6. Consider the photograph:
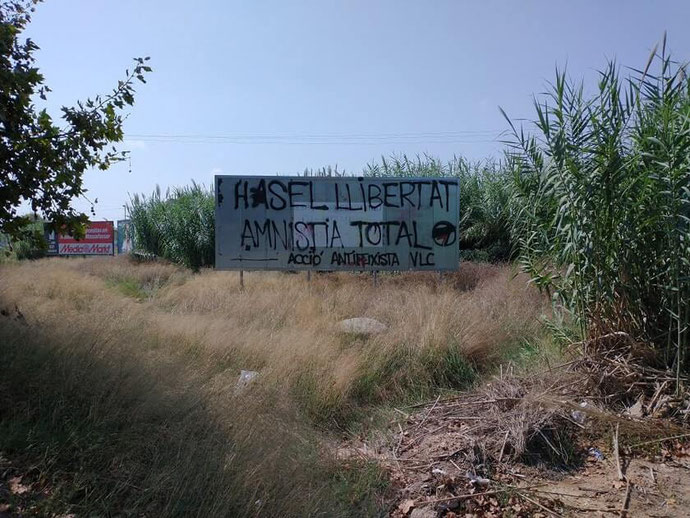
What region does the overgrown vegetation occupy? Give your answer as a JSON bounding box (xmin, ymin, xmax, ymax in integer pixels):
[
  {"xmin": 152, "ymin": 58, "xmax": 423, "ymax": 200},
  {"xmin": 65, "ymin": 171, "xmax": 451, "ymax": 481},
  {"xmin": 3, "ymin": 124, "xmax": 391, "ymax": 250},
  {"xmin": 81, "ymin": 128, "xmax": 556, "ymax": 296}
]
[
  {"xmin": 128, "ymin": 182, "xmax": 214, "ymax": 270},
  {"xmin": 0, "ymin": 217, "xmax": 47, "ymax": 261},
  {"xmin": 506, "ymin": 40, "xmax": 690, "ymax": 376},
  {"xmin": 0, "ymin": 257, "xmax": 543, "ymax": 516},
  {"xmin": 124, "ymin": 42, "xmax": 690, "ymax": 378},
  {"xmin": 6, "ymin": 30, "xmax": 690, "ymax": 517},
  {"xmin": 364, "ymin": 155, "xmax": 513, "ymax": 262}
]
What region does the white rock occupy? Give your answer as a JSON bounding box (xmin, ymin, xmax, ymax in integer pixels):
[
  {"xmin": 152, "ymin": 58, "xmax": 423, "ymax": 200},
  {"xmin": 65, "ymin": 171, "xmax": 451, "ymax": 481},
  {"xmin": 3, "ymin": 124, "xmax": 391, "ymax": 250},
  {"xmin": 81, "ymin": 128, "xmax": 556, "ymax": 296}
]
[
  {"xmin": 626, "ymin": 398, "xmax": 644, "ymax": 418},
  {"xmin": 410, "ymin": 508, "xmax": 436, "ymax": 518},
  {"xmin": 467, "ymin": 472, "xmax": 491, "ymax": 486},
  {"xmin": 338, "ymin": 317, "xmax": 387, "ymax": 335}
]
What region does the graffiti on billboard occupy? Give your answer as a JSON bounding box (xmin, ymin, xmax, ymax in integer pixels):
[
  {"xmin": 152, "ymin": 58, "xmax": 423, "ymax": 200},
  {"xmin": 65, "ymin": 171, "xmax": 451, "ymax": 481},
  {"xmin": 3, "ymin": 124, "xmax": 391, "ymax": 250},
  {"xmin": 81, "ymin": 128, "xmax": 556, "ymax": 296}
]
[{"xmin": 215, "ymin": 176, "xmax": 460, "ymax": 271}]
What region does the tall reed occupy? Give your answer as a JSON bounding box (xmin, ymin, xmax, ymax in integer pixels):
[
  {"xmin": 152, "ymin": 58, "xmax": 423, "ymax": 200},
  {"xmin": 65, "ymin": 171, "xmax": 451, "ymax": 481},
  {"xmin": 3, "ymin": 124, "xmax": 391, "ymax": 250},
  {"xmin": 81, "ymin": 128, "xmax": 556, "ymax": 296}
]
[
  {"xmin": 364, "ymin": 154, "xmax": 514, "ymax": 261},
  {"xmin": 505, "ymin": 37, "xmax": 690, "ymax": 377},
  {"xmin": 128, "ymin": 182, "xmax": 214, "ymax": 270}
]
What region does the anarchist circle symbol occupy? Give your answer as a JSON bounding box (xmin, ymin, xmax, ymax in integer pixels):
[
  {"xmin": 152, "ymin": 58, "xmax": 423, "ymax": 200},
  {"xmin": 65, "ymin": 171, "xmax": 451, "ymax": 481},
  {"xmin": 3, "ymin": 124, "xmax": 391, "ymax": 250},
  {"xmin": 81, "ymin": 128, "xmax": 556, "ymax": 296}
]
[{"xmin": 432, "ymin": 221, "xmax": 457, "ymax": 247}]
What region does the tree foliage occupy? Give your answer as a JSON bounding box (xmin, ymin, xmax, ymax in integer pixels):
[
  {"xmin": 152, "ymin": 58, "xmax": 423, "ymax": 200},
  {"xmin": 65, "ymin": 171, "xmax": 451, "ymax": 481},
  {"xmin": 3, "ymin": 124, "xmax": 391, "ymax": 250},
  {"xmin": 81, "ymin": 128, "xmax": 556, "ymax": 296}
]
[{"xmin": 0, "ymin": 0, "xmax": 150, "ymax": 239}]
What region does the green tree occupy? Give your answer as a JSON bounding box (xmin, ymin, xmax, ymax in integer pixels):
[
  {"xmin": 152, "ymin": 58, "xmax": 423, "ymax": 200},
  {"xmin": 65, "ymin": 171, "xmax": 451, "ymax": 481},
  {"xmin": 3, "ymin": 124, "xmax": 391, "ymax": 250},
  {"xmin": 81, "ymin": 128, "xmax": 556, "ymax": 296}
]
[{"xmin": 0, "ymin": 0, "xmax": 150, "ymax": 239}]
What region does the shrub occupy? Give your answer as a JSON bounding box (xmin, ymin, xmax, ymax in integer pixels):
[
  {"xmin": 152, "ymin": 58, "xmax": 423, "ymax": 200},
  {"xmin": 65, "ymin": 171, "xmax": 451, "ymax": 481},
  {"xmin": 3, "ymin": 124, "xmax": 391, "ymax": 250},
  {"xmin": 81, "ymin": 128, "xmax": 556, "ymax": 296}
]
[
  {"xmin": 12, "ymin": 228, "xmax": 47, "ymax": 260},
  {"xmin": 1, "ymin": 219, "xmax": 48, "ymax": 261}
]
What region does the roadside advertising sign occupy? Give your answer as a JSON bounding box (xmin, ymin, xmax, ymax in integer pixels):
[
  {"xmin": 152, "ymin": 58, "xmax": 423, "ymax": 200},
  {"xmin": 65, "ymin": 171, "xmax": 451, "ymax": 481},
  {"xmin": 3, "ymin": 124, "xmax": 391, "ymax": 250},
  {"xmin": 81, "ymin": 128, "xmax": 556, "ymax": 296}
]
[{"xmin": 58, "ymin": 221, "xmax": 114, "ymax": 255}]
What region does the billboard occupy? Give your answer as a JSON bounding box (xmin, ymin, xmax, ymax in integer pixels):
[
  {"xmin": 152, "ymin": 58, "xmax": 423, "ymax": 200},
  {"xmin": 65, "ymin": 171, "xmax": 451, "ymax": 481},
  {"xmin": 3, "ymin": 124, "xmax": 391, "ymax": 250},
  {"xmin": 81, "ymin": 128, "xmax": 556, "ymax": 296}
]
[
  {"xmin": 117, "ymin": 219, "xmax": 134, "ymax": 254},
  {"xmin": 43, "ymin": 223, "xmax": 58, "ymax": 255},
  {"xmin": 58, "ymin": 221, "xmax": 114, "ymax": 255},
  {"xmin": 215, "ymin": 176, "xmax": 460, "ymax": 271}
]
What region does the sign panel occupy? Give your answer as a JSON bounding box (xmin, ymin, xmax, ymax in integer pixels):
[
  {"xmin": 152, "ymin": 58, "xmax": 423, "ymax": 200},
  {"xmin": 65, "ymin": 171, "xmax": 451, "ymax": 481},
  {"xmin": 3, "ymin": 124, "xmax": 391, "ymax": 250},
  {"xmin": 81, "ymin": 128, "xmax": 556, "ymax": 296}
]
[
  {"xmin": 117, "ymin": 219, "xmax": 134, "ymax": 254},
  {"xmin": 43, "ymin": 223, "xmax": 58, "ymax": 255},
  {"xmin": 58, "ymin": 221, "xmax": 114, "ymax": 255},
  {"xmin": 215, "ymin": 176, "xmax": 460, "ymax": 271}
]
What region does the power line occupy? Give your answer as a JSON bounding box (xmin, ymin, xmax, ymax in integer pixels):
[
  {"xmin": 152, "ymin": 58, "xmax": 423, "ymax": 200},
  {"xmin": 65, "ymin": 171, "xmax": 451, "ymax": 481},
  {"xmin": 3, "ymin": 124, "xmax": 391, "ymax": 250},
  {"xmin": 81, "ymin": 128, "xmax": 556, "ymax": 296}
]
[
  {"xmin": 127, "ymin": 130, "xmax": 501, "ymax": 138},
  {"xmin": 127, "ymin": 139, "xmax": 499, "ymax": 145},
  {"xmin": 124, "ymin": 129, "xmax": 505, "ymax": 145}
]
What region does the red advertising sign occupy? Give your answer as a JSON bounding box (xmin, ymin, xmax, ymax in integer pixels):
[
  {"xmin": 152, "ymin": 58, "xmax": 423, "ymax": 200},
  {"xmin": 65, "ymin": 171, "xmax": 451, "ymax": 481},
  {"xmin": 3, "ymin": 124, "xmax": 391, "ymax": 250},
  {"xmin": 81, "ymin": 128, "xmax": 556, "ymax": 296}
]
[{"xmin": 58, "ymin": 221, "xmax": 114, "ymax": 255}]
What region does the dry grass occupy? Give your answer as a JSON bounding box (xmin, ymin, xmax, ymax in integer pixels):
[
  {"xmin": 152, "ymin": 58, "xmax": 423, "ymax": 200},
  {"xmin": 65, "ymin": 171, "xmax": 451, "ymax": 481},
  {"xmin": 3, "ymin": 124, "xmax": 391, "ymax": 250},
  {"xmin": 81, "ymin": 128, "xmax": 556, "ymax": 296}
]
[
  {"xmin": 0, "ymin": 256, "xmax": 547, "ymax": 516},
  {"xmin": 150, "ymin": 260, "xmax": 545, "ymax": 418},
  {"xmin": 51, "ymin": 257, "xmax": 544, "ymax": 410}
]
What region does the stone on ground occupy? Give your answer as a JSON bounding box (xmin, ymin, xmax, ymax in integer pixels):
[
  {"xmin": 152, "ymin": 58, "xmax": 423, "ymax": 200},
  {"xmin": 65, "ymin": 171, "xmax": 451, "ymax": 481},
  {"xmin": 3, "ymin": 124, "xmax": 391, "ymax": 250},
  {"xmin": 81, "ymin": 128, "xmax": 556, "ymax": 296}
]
[{"xmin": 338, "ymin": 317, "xmax": 387, "ymax": 335}]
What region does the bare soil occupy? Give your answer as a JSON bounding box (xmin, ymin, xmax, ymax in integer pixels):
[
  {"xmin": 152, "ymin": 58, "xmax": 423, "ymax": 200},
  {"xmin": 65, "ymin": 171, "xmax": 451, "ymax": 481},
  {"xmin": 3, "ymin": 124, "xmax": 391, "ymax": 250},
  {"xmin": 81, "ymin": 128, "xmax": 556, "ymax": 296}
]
[{"xmin": 341, "ymin": 386, "xmax": 690, "ymax": 517}]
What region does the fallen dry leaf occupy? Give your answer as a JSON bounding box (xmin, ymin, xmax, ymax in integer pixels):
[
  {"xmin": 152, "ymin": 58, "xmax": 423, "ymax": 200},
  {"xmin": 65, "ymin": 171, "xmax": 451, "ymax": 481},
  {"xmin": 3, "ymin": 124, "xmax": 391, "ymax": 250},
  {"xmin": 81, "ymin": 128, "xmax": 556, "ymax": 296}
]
[
  {"xmin": 399, "ymin": 498, "xmax": 415, "ymax": 515},
  {"xmin": 9, "ymin": 476, "xmax": 30, "ymax": 495}
]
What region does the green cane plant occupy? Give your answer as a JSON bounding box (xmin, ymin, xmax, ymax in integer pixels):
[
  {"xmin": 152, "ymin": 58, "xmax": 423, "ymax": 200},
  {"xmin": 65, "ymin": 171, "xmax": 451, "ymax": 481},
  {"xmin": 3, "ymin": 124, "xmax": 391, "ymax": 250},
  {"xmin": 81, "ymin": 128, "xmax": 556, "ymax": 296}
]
[
  {"xmin": 128, "ymin": 182, "xmax": 214, "ymax": 270},
  {"xmin": 505, "ymin": 36, "xmax": 690, "ymax": 380}
]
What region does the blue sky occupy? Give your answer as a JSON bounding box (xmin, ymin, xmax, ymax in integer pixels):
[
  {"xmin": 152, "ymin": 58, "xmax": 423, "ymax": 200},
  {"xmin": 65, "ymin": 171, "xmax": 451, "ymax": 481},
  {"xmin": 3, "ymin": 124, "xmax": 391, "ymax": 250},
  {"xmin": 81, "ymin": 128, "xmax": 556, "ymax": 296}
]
[{"xmin": 24, "ymin": 0, "xmax": 690, "ymax": 221}]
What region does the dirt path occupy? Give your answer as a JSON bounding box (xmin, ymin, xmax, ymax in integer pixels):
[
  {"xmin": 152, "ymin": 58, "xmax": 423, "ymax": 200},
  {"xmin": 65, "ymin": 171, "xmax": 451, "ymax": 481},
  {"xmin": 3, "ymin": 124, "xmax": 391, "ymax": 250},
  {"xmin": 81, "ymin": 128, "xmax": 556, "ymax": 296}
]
[{"xmin": 545, "ymin": 455, "xmax": 690, "ymax": 517}]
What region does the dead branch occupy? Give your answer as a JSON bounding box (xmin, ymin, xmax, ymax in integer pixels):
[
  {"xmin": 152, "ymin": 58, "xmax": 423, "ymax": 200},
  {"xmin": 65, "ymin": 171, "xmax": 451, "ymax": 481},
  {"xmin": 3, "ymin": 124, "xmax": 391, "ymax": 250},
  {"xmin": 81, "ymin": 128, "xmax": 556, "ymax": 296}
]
[
  {"xmin": 414, "ymin": 395, "xmax": 440, "ymax": 432},
  {"xmin": 414, "ymin": 484, "xmax": 544, "ymax": 505},
  {"xmin": 619, "ymin": 480, "xmax": 631, "ymax": 518},
  {"xmin": 498, "ymin": 430, "xmax": 509, "ymax": 462},
  {"xmin": 517, "ymin": 492, "xmax": 563, "ymax": 517},
  {"xmin": 614, "ymin": 423, "xmax": 626, "ymax": 481},
  {"xmin": 630, "ymin": 432, "xmax": 690, "ymax": 448}
]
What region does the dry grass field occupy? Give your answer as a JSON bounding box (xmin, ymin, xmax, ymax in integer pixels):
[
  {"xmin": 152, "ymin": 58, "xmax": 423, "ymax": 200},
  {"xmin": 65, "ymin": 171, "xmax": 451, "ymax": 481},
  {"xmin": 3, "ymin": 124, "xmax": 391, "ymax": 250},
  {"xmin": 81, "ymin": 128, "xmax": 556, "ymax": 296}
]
[{"xmin": 0, "ymin": 256, "xmax": 549, "ymax": 516}]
